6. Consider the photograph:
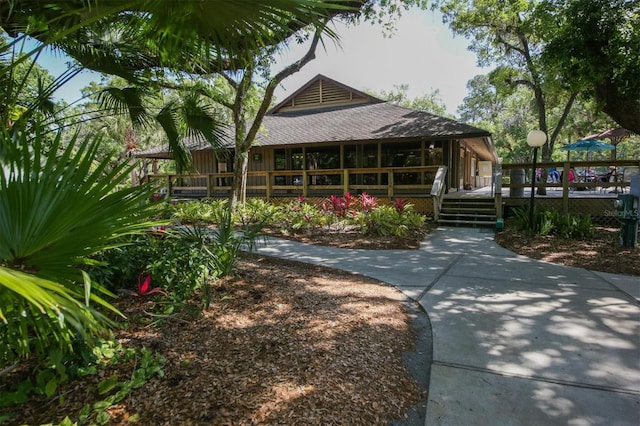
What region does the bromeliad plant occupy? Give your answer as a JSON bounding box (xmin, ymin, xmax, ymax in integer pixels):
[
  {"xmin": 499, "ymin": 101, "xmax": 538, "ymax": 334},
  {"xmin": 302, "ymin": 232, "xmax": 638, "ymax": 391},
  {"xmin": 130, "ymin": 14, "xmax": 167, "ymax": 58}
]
[
  {"xmin": 0, "ymin": 127, "xmax": 163, "ymax": 369},
  {"xmin": 120, "ymin": 273, "xmax": 167, "ymax": 297}
]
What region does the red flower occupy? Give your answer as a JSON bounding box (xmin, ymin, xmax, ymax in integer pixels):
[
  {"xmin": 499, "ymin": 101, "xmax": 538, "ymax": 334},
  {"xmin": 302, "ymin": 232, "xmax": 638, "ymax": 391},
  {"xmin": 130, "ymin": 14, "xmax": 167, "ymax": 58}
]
[
  {"xmin": 359, "ymin": 192, "xmax": 377, "ymax": 212},
  {"xmin": 131, "ymin": 273, "xmax": 166, "ymax": 297},
  {"xmin": 394, "ymin": 198, "xmax": 407, "ymax": 212}
]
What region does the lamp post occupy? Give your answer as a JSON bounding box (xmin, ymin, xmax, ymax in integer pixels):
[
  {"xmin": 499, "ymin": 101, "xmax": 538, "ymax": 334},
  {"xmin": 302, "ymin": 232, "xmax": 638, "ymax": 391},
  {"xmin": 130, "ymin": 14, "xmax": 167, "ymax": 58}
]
[{"xmin": 527, "ymin": 130, "xmax": 547, "ymax": 229}]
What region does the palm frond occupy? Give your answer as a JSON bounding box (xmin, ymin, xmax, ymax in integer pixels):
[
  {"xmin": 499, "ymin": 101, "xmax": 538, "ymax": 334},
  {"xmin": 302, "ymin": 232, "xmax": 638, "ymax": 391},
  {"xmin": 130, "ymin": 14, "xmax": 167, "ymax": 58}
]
[
  {"xmin": 181, "ymin": 92, "xmax": 229, "ymax": 155},
  {"xmin": 0, "ymin": 125, "xmax": 165, "ymax": 361},
  {"xmin": 155, "ymin": 100, "xmax": 191, "ymax": 172},
  {"xmin": 3, "ymin": 0, "xmax": 353, "ymax": 79},
  {"xmin": 97, "ymin": 86, "xmax": 154, "ymax": 129}
]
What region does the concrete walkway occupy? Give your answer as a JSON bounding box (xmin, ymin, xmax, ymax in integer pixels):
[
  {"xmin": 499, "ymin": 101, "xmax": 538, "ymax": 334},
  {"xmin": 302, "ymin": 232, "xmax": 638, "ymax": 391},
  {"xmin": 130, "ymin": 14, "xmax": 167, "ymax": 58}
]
[{"xmin": 255, "ymin": 227, "xmax": 640, "ymax": 426}]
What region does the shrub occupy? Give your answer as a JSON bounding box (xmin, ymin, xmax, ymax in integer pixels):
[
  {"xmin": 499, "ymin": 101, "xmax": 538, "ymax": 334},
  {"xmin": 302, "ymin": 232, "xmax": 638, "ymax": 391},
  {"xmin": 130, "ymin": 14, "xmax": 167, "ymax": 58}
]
[
  {"xmin": 93, "ymin": 204, "xmax": 265, "ymax": 309},
  {"xmin": 357, "ymin": 203, "xmax": 425, "ymax": 237},
  {"xmin": 510, "ymin": 206, "xmax": 593, "ymax": 238},
  {"xmin": 279, "ymin": 198, "xmax": 329, "ymax": 233},
  {"xmin": 91, "ymin": 230, "xmax": 214, "ymax": 304},
  {"xmin": 234, "ymin": 198, "xmax": 280, "ymax": 228},
  {"xmin": 169, "ymin": 200, "xmax": 219, "ymax": 223}
]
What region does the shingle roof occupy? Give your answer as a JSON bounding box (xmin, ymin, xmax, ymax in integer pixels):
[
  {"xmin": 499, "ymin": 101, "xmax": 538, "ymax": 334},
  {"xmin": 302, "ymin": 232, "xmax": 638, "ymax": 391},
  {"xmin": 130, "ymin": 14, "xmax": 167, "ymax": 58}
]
[
  {"xmin": 136, "ymin": 102, "xmax": 491, "ymax": 158},
  {"xmin": 259, "ymin": 103, "xmax": 490, "ymax": 145}
]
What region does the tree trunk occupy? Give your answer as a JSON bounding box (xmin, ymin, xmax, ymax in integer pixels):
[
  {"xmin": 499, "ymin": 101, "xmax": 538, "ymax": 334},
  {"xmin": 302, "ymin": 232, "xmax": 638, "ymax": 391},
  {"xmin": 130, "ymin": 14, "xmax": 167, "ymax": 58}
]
[
  {"xmin": 231, "ymin": 151, "xmax": 249, "ymax": 207},
  {"xmin": 226, "ymin": 28, "xmax": 324, "ymax": 210}
]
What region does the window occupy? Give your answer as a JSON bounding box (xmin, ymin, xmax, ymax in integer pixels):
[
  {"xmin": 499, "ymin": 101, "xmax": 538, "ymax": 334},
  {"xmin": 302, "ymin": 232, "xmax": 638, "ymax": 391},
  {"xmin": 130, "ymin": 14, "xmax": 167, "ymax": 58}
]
[
  {"xmin": 381, "ymin": 142, "xmax": 421, "ymax": 167},
  {"xmin": 362, "ymin": 145, "xmax": 378, "ymax": 168},
  {"xmin": 306, "ymin": 147, "xmax": 340, "ymax": 170},
  {"xmin": 292, "ymin": 150, "xmax": 304, "ymax": 170},
  {"xmin": 274, "ymin": 150, "xmax": 286, "ymax": 170}
]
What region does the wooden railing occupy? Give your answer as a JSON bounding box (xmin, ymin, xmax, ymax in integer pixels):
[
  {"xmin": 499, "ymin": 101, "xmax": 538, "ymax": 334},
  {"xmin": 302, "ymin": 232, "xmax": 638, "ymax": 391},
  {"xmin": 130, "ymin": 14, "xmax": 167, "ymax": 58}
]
[
  {"xmin": 500, "ymin": 159, "xmax": 640, "ymax": 213},
  {"xmin": 145, "ymin": 166, "xmax": 441, "ymax": 199}
]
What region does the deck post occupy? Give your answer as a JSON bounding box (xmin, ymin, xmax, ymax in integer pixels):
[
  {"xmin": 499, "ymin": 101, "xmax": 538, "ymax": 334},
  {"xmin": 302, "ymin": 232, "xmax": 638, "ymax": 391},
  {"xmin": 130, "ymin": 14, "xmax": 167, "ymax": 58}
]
[
  {"xmin": 388, "ymin": 170, "xmax": 394, "ymax": 198},
  {"xmin": 166, "ymin": 175, "xmax": 172, "ymax": 197},
  {"xmin": 343, "ymin": 169, "xmax": 349, "ymax": 194},
  {"xmin": 206, "ymin": 174, "xmax": 212, "ymax": 198},
  {"xmin": 266, "ymin": 172, "xmax": 272, "ymax": 200},
  {"xmin": 562, "ymin": 161, "xmax": 570, "ymax": 214},
  {"xmin": 302, "ymin": 170, "xmax": 308, "ymax": 197}
]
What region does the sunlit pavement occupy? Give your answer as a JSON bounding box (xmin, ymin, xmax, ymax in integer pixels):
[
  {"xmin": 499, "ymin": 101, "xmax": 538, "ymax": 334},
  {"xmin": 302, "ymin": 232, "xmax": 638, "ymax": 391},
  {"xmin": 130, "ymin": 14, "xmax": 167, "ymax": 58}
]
[{"xmin": 255, "ymin": 227, "xmax": 640, "ymax": 426}]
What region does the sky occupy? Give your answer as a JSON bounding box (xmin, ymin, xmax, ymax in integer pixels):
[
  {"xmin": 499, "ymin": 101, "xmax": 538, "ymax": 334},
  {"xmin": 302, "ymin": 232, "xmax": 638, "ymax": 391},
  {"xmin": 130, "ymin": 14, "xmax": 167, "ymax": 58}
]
[
  {"xmin": 271, "ymin": 9, "xmax": 486, "ymax": 115},
  {"xmin": 41, "ymin": 8, "xmax": 485, "ymax": 116}
]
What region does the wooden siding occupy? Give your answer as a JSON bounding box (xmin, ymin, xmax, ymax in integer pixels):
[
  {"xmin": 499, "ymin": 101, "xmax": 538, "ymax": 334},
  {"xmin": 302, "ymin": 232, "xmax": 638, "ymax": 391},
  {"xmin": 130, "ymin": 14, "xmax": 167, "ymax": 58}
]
[
  {"xmin": 276, "ymin": 78, "xmax": 370, "ymax": 112},
  {"xmin": 192, "ymin": 150, "xmax": 217, "ymax": 174}
]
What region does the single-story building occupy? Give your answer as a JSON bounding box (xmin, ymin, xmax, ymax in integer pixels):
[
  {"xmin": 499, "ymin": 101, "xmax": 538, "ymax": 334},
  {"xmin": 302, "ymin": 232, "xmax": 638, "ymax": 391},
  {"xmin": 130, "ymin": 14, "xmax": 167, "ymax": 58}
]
[{"xmin": 136, "ymin": 74, "xmax": 496, "ymax": 202}]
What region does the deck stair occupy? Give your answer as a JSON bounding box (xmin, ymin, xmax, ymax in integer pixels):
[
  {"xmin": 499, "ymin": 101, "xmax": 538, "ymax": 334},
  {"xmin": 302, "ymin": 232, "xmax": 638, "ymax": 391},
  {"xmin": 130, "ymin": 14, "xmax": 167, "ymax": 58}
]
[{"xmin": 438, "ymin": 196, "xmax": 497, "ymax": 227}]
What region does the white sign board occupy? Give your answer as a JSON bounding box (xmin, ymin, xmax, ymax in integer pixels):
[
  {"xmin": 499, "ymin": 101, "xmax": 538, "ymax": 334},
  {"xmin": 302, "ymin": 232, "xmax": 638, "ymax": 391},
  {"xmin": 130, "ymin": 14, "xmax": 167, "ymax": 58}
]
[{"xmin": 478, "ymin": 161, "xmax": 492, "ymax": 178}]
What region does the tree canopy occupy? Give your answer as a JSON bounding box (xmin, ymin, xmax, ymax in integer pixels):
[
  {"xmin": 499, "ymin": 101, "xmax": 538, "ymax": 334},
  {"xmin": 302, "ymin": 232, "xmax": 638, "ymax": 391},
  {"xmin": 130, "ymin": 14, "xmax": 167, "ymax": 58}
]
[
  {"xmin": 0, "ymin": 0, "xmax": 355, "ymax": 81},
  {"xmin": 369, "ymin": 84, "xmax": 450, "ymax": 116},
  {"xmin": 540, "ymin": 0, "xmax": 640, "ymax": 133}
]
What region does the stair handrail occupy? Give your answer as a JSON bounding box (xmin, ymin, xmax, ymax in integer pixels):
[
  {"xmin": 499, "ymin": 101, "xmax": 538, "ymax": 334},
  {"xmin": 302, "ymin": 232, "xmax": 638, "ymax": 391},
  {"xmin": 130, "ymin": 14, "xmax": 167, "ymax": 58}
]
[
  {"xmin": 430, "ymin": 166, "xmax": 448, "ymax": 221},
  {"xmin": 494, "ymin": 163, "xmax": 503, "ymax": 219}
]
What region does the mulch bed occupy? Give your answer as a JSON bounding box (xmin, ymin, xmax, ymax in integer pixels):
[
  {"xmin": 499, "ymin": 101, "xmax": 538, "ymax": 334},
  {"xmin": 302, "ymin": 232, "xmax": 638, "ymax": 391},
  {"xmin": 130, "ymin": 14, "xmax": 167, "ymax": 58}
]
[{"xmin": 1, "ymin": 254, "xmax": 424, "ymax": 426}]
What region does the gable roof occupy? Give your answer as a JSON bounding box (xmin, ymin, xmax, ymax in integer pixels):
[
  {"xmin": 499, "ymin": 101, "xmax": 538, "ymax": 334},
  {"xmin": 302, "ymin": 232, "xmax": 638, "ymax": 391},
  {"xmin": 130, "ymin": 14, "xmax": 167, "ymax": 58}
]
[{"xmin": 269, "ymin": 74, "xmax": 383, "ymax": 114}]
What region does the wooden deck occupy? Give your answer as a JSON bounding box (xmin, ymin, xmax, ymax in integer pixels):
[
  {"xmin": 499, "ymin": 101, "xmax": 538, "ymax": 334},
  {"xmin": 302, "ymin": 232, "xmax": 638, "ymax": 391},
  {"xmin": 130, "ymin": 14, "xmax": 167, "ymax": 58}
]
[{"xmin": 145, "ymin": 159, "xmax": 638, "ymax": 227}]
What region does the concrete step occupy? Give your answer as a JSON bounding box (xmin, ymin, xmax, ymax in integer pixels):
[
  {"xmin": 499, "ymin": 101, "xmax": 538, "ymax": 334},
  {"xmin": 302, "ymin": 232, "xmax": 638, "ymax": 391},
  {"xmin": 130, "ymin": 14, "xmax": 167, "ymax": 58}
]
[
  {"xmin": 440, "ymin": 214, "xmax": 497, "ymax": 220},
  {"xmin": 439, "ymin": 197, "xmax": 498, "ymax": 228},
  {"xmin": 437, "ymin": 219, "xmax": 497, "ymax": 227},
  {"xmin": 441, "ymin": 207, "xmax": 496, "ymax": 213}
]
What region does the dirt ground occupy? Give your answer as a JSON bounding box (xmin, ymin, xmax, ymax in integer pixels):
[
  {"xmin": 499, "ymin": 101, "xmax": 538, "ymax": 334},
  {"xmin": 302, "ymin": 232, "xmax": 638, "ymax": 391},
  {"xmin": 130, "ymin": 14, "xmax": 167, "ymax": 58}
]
[
  {"xmin": 3, "ymin": 224, "xmax": 637, "ymax": 426},
  {"xmin": 494, "ymin": 226, "xmax": 640, "ymax": 277}
]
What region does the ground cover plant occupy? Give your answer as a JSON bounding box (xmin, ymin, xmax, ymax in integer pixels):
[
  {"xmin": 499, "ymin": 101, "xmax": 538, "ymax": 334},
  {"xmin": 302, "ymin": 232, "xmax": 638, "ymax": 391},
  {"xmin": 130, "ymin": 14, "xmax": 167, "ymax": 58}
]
[{"xmin": 496, "ymin": 225, "xmax": 639, "ymax": 276}]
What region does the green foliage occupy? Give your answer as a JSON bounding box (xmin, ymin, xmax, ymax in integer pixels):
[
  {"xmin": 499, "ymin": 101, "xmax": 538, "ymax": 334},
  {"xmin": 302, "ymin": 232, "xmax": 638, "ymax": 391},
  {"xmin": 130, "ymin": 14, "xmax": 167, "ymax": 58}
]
[
  {"xmin": 0, "ymin": 47, "xmax": 59, "ymax": 129},
  {"xmin": 278, "ymin": 198, "xmax": 329, "ymax": 233},
  {"xmin": 233, "ymin": 198, "xmax": 281, "ymax": 228},
  {"xmin": 0, "ymin": 128, "xmax": 161, "ymax": 368},
  {"xmin": 93, "ymin": 203, "xmax": 266, "ymax": 309},
  {"xmin": 357, "ymin": 203, "xmax": 426, "ymax": 237},
  {"xmin": 91, "ymin": 230, "xmax": 214, "ymax": 306},
  {"xmin": 369, "ymin": 84, "xmax": 451, "ymax": 117},
  {"xmin": 540, "ymin": 0, "xmax": 640, "ymax": 132},
  {"xmin": 1, "ymin": 336, "xmax": 163, "ymax": 426},
  {"xmin": 434, "ymin": 0, "xmax": 580, "ymax": 163},
  {"xmin": 82, "ymin": 347, "xmax": 164, "ymax": 425},
  {"xmin": 272, "ymin": 194, "xmax": 425, "ymax": 237},
  {"xmin": 169, "ymin": 200, "xmax": 219, "ymax": 223},
  {"xmin": 510, "ymin": 206, "xmax": 593, "ymax": 239},
  {"xmin": 161, "ymin": 194, "xmax": 426, "ymax": 240}
]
